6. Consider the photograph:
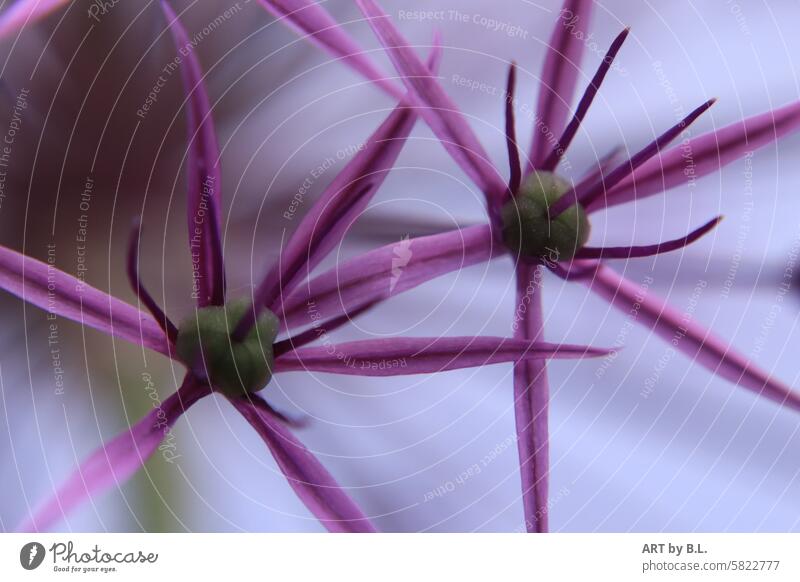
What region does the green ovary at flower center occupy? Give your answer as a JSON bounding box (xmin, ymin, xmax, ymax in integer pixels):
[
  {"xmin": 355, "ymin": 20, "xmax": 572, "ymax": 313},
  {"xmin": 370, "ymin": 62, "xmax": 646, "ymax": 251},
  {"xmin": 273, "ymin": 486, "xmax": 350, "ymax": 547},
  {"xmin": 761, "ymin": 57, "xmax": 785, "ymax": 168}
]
[
  {"xmin": 500, "ymin": 171, "xmax": 591, "ymax": 261},
  {"xmin": 176, "ymin": 300, "xmax": 279, "ymax": 397}
]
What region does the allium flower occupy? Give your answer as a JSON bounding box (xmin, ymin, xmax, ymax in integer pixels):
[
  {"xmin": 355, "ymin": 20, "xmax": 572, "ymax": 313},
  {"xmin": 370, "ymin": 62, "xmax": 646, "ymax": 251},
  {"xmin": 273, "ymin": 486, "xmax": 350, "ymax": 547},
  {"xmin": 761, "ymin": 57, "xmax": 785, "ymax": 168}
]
[
  {"xmin": 9, "ymin": 1, "xmax": 609, "ymax": 532},
  {"xmin": 262, "ymin": 0, "xmax": 800, "ymax": 532}
]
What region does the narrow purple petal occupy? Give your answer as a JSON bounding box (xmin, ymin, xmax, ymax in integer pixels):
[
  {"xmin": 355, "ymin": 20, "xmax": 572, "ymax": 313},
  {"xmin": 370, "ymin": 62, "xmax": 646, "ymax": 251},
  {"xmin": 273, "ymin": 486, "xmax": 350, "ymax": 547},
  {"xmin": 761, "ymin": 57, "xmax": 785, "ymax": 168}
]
[
  {"xmin": 575, "ymin": 216, "xmax": 722, "ymax": 259},
  {"xmin": 259, "ymin": 0, "xmax": 403, "ymax": 100},
  {"xmin": 542, "ymin": 27, "xmax": 630, "ymax": 171},
  {"xmin": 356, "ymin": 0, "xmax": 508, "ymax": 204},
  {"xmin": 546, "ymin": 258, "xmax": 597, "ymax": 281},
  {"xmin": 17, "ymin": 378, "xmax": 208, "ymax": 532},
  {"xmin": 251, "ymin": 41, "xmax": 443, "ymax": 319},
  {"xmin": 567, "ymin": 145, "xmax": 624, "ymax": 205},
  {"xmin": 230, "ymin": 394, "xmax": 376, "ymax": 532},
  {"xmin": 274, "ymin": 300, "xmax": 377, "ymax": 357},
  {"xmin": 0, "ymin": 244, "xmax": 171, "ymax": 357},
  {"xmin": 513, "ymin": 263, "xmax": 551, "ymax": 533},
  {"xmin": 554, "ymin": 98, "xmax": 716, "ymax": 215},
  {"xmin": 599, "ymin": 100, "xmax": 800, "ymax": 210},
  {"xmin": 0, "ymin": 0, "xmax": 68, "ymax": 39},
  {"xmin": 274, "ymin": 336, "xmax": 609, "ymax": 376},
  {"xmin": 505, "ymin": 62, "xmax": 522, "ymax": 196},
  {"xmin": 161, "ymin": 0, "xmax": 225, "ymax": 306},
  {"xmin": 579, "ymin": 145, "xmax": 623, "ymax": 184},
  {"xmin": 126, "ymin": 219, "xmax": 178, "ymax": 343},
  {"xmin": 279, "ymin": 225, "xmax": 500, "ymax": 331},
  {"xmin": 530, "ymin": 0, "xmax": 593, "ymax": 170},
  {"xmin": 585, "ymin": 264, "xmax": 800, "ymax": 410}
]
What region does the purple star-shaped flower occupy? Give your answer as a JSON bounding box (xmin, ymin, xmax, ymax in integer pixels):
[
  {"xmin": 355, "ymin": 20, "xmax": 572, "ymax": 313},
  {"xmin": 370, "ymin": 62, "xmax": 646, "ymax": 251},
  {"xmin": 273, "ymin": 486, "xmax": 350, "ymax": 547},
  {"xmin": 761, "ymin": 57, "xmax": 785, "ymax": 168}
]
[
  {"xmin": 261, "ymin": 0, "xmax": 800, "ymax": 532},
  {"xmin": 5, "ymin": 1, "xmax": 608, "ymax": 532}
]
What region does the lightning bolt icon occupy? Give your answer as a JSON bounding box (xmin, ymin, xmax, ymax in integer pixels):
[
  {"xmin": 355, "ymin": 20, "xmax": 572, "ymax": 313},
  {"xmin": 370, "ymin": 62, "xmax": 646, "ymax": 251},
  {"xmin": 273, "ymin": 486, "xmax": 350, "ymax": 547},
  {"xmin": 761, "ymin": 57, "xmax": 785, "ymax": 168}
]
[{"xmin": 28, "ymin": 545, "xmax": 38, "ymax": 566}]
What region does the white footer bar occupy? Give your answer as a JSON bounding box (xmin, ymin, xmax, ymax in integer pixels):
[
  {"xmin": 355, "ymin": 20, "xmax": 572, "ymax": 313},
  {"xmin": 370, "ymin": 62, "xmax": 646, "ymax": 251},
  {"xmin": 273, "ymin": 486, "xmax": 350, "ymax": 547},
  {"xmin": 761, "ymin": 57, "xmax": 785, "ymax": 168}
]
[{"xmin": 1, "ymin": 533, "xmax": 797, "ymax": 581}]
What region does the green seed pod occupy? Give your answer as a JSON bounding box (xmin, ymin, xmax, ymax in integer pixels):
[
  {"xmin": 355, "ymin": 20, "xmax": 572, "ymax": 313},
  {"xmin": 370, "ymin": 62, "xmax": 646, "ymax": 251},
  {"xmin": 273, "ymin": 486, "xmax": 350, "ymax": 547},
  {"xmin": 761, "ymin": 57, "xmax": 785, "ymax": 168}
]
[
  {"xmin": 176, "ymin": 299, "xmax": 279, "ymax": 397},
  {"xmin": 501, "ymin": 171, "xmax": 590, "ymax": 261}
]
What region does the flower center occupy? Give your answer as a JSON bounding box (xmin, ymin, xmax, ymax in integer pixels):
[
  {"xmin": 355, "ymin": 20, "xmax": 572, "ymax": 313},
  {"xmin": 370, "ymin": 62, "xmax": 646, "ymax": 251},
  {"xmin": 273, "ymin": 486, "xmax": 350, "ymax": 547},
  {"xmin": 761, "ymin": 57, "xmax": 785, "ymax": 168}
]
[
  {"xmin": 500, "ymin": 171, "xmax": 590, "ymax": 261},
  {"xmin": 175, "ymin": 299, "xmax": 279, "ymax": 397}
]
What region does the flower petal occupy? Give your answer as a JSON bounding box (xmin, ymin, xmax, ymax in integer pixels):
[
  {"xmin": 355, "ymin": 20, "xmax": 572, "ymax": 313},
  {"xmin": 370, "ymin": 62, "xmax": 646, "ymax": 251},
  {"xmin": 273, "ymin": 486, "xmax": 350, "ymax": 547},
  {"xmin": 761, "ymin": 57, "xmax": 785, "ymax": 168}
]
[
  {"xmin": 585, "ymin": 263, "xmax": 800, "ymax": 410},
  {"xmin": 356, "ymin": 0, "xmax": 507, "ymax": 204},
  {"xmin": 17, "ymin": 378, "xmax": 208, "ymax": 532},
  {"xmin": 600, "ymin": 100, "xmax": 800, "ymax": 210},
  {"xmin": 542, "ymin": 27, "xmax": 629, "ymax": 171},
  {"xmin": 274, "ymin": 300, "xmax": 377, "ymax": 356},
  {"xmin": 259, "ymin": 0, "xmax": 403, "ymax": 100},
  {"xmin": 161, "ymin": 0, "xmax": 225, "ymax": 306},
  {"xmin": 512, "ymin": 263, "xmax": 551, "ymax": 533},
  {"xmin": 575, "ymin": 216, "xmax": 722, "ymax": 259},
  {"xmin": 0, "ymin": 0, "xmax": 67, "ymax": 39},
  {"xmin": 505, "ymin": 62, "xmax": 522, "ymax": 195},
  {"xmin": 0, "ymin": 244, "xmax": 171, "ymax": 356},
  {"xmin": 274, "ymin": 335, "xmax": 609, "ymax": 376},
  {"xmin": 127, "ymin": 219, "xmax": 179, "ymax": 343},
  {"xmin": 230, "ymin": 394, "xmax": 376, "ymax": 532},
  {"xmin": 555, "ymin": 99, "xmax": 716, "ymax": 215},
  {"xmin": 530, "ymin": 0, "xmax": 593, "ymax": 170},
  {"xmin": 279, "ymin": 225, "xmax": 500, "ymax": 331},
  {"xmin": 255, "ymin": 41, "xmax": 443, "ymax": 314}
]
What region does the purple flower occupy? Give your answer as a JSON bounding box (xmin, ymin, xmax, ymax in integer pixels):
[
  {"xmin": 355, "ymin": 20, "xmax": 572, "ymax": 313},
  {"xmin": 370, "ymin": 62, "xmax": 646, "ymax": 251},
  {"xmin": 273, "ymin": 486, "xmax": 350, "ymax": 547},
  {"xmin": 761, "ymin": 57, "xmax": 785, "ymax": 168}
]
[
  {"xmin": 262, "ymin": 0, "xmax": 800, "ymax": 532},
  {"xmin": 8, "ymin": 0, "xmax": 609, "ymax": 532}
]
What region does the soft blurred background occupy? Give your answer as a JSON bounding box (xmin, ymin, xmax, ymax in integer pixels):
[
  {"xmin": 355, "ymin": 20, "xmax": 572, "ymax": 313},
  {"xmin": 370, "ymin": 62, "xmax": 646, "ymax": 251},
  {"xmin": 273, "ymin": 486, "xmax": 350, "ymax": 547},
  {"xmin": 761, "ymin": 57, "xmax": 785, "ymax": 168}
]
[{"xmin": 1, "ymin": 0, "xmax": 799, "ymax": 532}]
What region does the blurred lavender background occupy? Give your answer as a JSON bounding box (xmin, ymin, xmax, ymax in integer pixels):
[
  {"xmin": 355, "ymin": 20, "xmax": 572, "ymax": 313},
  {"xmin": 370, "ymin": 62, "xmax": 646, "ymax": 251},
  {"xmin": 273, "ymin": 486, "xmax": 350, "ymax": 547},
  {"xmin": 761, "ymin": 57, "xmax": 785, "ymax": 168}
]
[{"xmin": 1, "ymin": 0, "xmax": 799, "ymax": 532}]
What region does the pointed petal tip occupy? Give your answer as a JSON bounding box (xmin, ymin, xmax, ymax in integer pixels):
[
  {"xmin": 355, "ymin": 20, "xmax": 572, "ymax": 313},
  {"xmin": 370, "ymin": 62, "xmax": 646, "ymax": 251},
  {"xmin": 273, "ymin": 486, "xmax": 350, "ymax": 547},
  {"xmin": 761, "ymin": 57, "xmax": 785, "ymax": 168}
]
[
  {"xmin": 17, "ymin": 378, "xmax": 205, "ymax": 533},
  {"xmin": 691, "ymin": 98, "xmax": 716, "ymax": 119},
  {"xmin": 576, "ymin": 345, "xmax": 617, "ymax": 359}
]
